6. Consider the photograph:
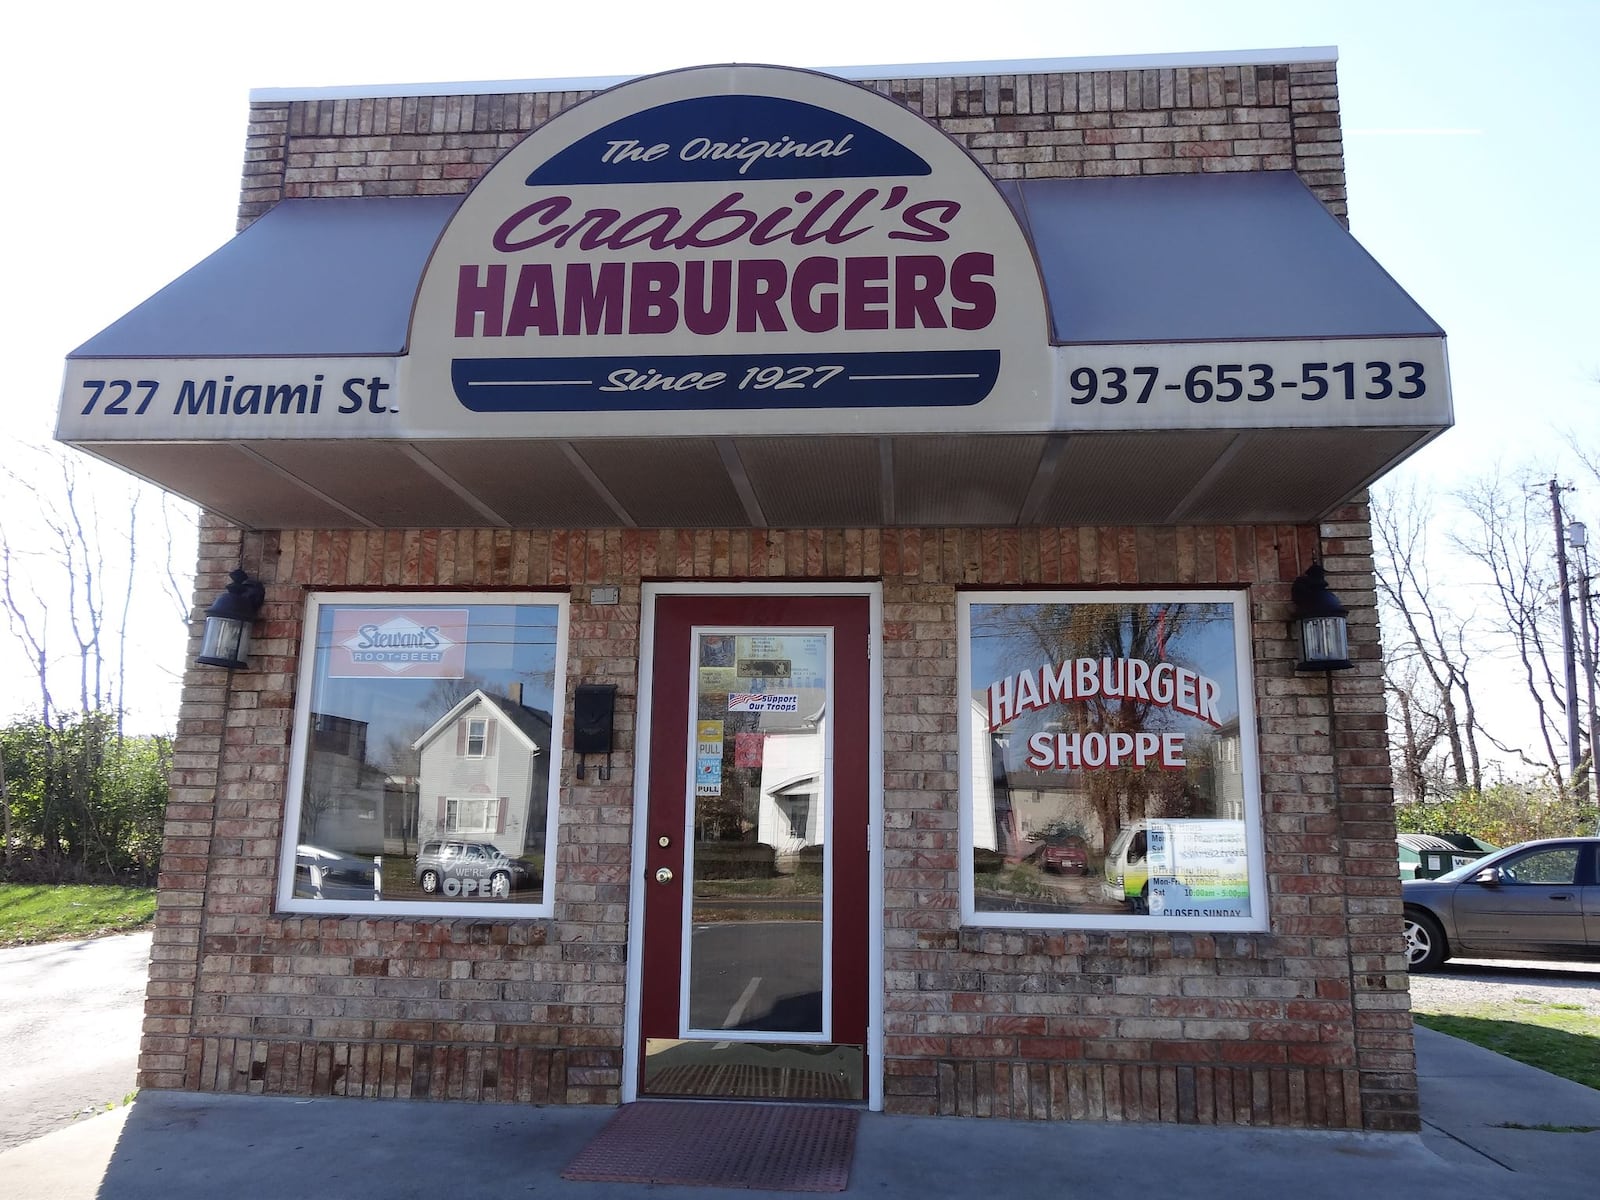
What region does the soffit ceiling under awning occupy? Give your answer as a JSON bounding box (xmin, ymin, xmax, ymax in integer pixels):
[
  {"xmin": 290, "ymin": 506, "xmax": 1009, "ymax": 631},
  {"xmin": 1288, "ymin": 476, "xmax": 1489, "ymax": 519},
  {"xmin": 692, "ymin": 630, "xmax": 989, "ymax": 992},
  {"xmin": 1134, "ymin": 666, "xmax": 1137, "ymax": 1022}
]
[
  {"xmin": 63, "ymin": 173, "xmax": 1450, "ymax": 532},
  {"xmin": 76, "ymin": 427, "xmax": 1435, "ymax": 532}
]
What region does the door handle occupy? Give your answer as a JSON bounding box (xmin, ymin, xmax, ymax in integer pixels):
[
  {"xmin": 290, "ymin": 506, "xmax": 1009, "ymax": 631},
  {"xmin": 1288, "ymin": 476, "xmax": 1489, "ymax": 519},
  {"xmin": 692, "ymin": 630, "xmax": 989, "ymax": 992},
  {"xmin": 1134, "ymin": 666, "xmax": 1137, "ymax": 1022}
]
[
  {"xmin": 655, "ymin": 867, "xmax": 674, "ymax": 885},
  {"xmin": 1548, "ymin": 892, "xmax": 1574, "ymax": 901}
]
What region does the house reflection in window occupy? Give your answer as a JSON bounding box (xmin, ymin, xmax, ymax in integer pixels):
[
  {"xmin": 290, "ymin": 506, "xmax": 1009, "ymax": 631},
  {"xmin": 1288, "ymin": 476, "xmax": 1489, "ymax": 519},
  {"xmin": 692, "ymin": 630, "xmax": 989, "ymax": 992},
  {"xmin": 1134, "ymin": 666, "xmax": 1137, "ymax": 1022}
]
[{"xmin": 412, "ymin": 688, "xmax": 551, "ymax": 859}]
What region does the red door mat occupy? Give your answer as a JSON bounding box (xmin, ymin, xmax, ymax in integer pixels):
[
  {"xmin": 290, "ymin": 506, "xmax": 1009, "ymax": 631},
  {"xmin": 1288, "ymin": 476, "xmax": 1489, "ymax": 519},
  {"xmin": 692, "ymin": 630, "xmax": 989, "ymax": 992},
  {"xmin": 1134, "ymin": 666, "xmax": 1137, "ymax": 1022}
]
[{"xmin": 562, "ymin": 1101, "xmax": 860, "ymax": 1192}]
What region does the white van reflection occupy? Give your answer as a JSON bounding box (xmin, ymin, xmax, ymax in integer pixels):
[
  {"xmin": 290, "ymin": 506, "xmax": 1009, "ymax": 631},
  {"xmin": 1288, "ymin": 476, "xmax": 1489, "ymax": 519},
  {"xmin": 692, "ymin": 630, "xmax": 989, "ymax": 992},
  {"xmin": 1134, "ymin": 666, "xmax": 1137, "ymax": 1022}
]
[{"xmin": 1099, "ymin": 819, "xmax": 1251, "ymax": 917}]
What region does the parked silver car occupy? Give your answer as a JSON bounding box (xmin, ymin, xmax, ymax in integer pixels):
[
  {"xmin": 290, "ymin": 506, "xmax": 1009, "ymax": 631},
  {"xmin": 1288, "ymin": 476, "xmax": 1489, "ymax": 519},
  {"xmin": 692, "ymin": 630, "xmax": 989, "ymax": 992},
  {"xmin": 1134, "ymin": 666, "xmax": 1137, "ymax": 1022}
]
[
  {"xmin": 413, "ymin": 840, "xmax": 537, "ymax": 899},
  {"xmin": 1401, "ymin": 837, "xmax": 1600, "ymax": 971}
]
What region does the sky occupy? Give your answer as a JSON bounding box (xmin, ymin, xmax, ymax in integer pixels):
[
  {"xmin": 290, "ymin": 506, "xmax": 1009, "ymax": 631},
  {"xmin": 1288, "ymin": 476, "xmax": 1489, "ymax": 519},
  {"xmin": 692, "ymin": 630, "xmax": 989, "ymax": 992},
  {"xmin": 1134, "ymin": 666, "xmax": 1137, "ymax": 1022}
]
[{"xmin": 0, "ymin": 0, "xmax": 1596, "ymax": 749}]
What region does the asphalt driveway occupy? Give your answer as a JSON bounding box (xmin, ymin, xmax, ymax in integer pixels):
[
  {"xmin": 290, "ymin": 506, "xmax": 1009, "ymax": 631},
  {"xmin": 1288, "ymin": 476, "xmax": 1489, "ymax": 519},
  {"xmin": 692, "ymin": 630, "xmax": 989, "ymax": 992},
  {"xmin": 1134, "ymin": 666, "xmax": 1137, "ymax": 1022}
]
[{"xmin": 0, "ymin": 932, "xmax": 151, "ymax": 1152}]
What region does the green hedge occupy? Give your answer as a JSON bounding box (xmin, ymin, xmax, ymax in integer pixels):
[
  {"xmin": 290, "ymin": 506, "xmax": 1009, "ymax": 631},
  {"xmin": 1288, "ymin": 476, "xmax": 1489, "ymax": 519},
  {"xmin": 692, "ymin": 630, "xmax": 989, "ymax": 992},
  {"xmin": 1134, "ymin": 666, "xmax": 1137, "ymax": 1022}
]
[
  {"xmin": 972, "ymin": 848, "xmax": 1005, "ymax": 874},
  {"xmin": 794, "ymin": 844, "xmax": 825, "ymax": 876},
  {"xmin": 694, "ymin": 841, "xmax": 777, "ymax": 879}
]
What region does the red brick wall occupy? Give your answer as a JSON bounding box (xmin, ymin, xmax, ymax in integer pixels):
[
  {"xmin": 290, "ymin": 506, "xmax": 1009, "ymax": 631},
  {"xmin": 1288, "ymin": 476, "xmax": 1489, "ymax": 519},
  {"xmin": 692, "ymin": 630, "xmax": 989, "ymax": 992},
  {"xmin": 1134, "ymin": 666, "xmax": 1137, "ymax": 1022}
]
[
  {"xmin": 140, "ymin": 510, "xmax": 1414, "ymax": 1129},
  {"xmin": 239, "ymin": 59, "xmax": 1345, "ymax": 227},
  {"xmin": 869, "ymin": 519, "xmax": 1410, "ymax": 1129}
]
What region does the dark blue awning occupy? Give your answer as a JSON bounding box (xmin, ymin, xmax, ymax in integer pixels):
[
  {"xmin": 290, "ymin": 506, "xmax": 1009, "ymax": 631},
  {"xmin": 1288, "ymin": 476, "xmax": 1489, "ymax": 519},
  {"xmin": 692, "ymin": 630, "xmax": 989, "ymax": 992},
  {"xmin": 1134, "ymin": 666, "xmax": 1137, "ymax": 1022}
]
[
  {"xmin": 1000, "ymin": 171, "xmax": 1442, "ymax": 344},
  {"xmin": 71, "ymin": 195, "xmax": 462, "ymax": 359},
  {"xmin": 70, "ymin": 173, "xmax": 1439, "ymax": 359},
  {"xmin": 61, "ymin": 173, "xmax": 1450, "ymax": 531}
]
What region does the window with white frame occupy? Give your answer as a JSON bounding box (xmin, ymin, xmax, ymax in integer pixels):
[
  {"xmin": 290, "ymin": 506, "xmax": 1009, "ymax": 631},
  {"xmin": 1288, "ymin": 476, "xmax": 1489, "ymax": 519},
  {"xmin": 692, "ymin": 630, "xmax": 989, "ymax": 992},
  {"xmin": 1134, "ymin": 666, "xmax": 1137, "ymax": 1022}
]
[
  {"xmin": 959, "ymin": 590, "xmax": 1267, "ymax": 931},
  {"xmin": 446, "ymin": 796, "xmax": 501, "ymax": 834},
  {"xmin": 279, "ymin": 592, "xmax": 567, "ymax": 916}
]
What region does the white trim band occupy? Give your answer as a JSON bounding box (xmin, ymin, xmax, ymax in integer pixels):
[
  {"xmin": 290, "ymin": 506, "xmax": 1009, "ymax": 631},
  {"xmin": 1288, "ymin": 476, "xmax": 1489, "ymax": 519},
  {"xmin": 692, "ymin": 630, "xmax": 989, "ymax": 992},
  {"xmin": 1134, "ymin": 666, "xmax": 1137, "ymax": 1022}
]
[{"xmin": 249, "ymin": 47, "xmax": 1339, "ymax": 103}]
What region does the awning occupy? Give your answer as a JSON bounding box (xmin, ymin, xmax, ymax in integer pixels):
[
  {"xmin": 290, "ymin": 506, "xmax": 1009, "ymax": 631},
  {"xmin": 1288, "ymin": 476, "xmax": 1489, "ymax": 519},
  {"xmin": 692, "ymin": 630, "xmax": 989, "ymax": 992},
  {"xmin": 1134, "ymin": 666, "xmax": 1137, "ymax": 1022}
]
[
  {"xmin": 61, "ymin": 172, "xmax": 1450, "ymax": 531},
  {"xmin": 1005, "ymin": 171, "xmax": 1442, "ymax": 344},
  {"xmin": 72, "ymin": 195, "xmax": 461, "ymax": 359}
]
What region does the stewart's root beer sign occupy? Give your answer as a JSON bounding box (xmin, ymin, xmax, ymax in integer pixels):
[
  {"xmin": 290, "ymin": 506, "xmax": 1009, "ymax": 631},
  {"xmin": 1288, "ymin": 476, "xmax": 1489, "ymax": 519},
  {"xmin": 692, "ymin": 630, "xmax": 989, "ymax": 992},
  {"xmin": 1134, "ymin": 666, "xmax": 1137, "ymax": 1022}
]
[
  {"xmin": 409, "ymin": 65, "xmax": 1050, "ymax": 436},
  {"xmin": 327, "ymin": 608, "xmax": 469, "ymax": 678}
]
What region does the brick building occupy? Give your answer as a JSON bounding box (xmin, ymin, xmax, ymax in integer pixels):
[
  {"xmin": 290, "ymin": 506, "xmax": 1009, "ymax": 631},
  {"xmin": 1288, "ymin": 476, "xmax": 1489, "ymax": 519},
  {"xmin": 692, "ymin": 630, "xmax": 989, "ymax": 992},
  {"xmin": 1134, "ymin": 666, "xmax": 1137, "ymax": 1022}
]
[{"xmin": 58, "ymin": 48, "xmax": 1447, "ymax": 1131}]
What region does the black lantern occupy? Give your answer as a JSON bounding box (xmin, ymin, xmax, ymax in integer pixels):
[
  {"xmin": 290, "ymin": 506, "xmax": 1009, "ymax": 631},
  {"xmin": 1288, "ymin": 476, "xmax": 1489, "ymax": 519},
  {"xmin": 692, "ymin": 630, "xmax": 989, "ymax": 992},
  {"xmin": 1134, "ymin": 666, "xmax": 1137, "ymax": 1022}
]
[
  {"xmin": 1290, "ymin": 563, "xmax": 1353, "ymax": 672},
  {"xmin": 196, "ymin": 569, "xmax": 266, "ymax": 670}
]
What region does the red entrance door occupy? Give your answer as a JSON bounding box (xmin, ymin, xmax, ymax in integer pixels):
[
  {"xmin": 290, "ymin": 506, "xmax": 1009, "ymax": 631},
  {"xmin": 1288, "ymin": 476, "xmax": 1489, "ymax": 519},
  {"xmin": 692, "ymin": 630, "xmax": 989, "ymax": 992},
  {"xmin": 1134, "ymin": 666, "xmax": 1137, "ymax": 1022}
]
[{"xmin": 639, "ymin": 594, "xmax": 870, "ymax": 1101}]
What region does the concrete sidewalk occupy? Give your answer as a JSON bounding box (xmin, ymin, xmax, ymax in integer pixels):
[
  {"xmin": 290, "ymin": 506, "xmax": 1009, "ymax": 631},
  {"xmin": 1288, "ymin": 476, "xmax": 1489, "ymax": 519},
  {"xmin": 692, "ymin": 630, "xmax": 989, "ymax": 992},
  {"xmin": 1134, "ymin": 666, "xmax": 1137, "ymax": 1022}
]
[
  {"xmin": 1413, "ymin": 1023, "xmax": 1600, "ymax": 1179},
  {"xmin": 2, "ymin": 1026, "xmax": 1595, "ymax": 1199}
]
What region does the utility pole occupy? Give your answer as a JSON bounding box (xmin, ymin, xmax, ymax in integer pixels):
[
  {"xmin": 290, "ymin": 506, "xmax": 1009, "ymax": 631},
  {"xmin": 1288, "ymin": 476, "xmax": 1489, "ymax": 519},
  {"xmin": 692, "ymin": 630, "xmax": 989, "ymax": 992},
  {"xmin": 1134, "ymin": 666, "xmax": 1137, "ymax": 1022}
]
[
  {"xmin": 1550, "ymin": 479, "xmax": 1583, "ymax": 798},
  {"xmin": 1570, "ymin": 520, "xmax": 1598, "ymax": 826}
]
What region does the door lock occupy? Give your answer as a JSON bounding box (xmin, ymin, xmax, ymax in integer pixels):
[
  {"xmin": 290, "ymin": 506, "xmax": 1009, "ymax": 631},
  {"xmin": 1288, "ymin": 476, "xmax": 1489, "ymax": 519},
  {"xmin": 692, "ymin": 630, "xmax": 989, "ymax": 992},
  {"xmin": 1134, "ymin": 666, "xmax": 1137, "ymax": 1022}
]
[{"xmin": 654, "ymin": 867, "xmax": 674, "ymax": 885}]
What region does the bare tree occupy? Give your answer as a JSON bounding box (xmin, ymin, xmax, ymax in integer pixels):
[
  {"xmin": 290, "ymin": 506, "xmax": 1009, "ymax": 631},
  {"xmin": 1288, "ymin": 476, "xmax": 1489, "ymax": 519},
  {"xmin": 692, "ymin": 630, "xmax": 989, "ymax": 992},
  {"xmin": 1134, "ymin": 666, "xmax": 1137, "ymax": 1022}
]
[
  {"xmin": 159, "ymin": 493, "xmax": 199, "ymax": 628},
  {"xmin": 1, "ymin": 444, "xmax": 198, "ymax": 729},
  {"xmin": 1559, "ymin": 437, "xmax": 1599, "ymax": 797},
  {"xmin": 2, "ymin": 450, "xmax": 112, "ymax": 716},
  {"xmin": 1372, "ymin": 481, "xmax": 1484, "ymax": 796},
  {"xmin": 1452, "ymin": 467, "xmax": 1572, "ymax": 790},
  {"xmin": 114, "ymin": 494, "xmax": 140, "ymax": 737},
  {"xmin": 1, "ymin": 538, "xmax": 58, "ymax": 727},
  {"xmin": 1572, "ymin": 431, "xmax": 1600, "ymax": 493},
  {"xmin": 1384, "ymin": 656, "xmax": 1446, "ymax": 802}
]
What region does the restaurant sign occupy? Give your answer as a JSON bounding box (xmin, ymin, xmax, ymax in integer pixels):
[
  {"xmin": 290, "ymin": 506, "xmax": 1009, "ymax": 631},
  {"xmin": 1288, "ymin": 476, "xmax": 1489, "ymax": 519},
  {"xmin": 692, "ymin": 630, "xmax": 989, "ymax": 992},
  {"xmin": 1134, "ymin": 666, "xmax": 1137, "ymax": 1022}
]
[{"xmin": 406, "ymin": 64, "xmax": 1051, "ymax": 436}]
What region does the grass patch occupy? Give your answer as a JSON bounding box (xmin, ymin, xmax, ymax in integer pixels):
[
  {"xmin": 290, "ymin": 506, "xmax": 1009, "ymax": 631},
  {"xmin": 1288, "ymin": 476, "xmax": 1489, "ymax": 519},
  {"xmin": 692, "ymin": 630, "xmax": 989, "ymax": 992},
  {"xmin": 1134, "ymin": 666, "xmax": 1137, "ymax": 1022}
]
[
  {"xmin": 1415, "ymin": 1003, "xmax": 1600, "ymax": 1092},
  {"xmin": 0, "ymin": 884, "xmax": 156, "ymax": 946},
  {"xmin": 689, "ymin": 871, "xmax": 825, "ymax": 920},
  {"xmin": 693, "ymin": 875, "xmax": 824, "ymax": 899},
  {"xmin": 690, "ymin": 905, "xmax": 822, "ymax": 923}
]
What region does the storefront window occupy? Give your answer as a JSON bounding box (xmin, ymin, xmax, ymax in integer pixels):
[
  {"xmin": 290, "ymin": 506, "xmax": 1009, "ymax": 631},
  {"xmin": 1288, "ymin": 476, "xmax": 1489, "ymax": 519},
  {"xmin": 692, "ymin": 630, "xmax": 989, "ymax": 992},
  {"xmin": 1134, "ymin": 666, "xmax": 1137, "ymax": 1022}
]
[
  {"xmin": 959, "ymin": 590, "xmax": 1266, "ymax": 931},
  {"xmin": 279, "ymin": 592, "xmax": 567, "ymax": 915}
]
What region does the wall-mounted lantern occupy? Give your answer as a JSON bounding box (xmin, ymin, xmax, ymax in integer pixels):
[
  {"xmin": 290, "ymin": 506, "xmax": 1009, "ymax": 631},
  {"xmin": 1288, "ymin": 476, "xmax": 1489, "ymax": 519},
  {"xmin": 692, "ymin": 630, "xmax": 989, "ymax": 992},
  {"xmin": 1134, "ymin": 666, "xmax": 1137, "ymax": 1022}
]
[
  {"xmin": 1290, "ymin": 563, "xmax": 1353, "ymax": 672},
  {"xmin": 195, "ymin": 569, "xmax": 266, "ymax": 670}
]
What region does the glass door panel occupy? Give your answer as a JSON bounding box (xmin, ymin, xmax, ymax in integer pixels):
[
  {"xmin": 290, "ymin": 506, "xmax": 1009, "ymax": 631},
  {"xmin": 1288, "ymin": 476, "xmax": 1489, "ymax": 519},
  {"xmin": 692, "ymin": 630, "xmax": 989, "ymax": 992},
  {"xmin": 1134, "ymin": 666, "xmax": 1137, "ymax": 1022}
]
[
  {"xmin": 638, "ymin": 596, "xmax": 870, "ymax": 1102},
  {"xmin": 686, "ymin": 629, "xmax": 831, "ymax": 1037}
]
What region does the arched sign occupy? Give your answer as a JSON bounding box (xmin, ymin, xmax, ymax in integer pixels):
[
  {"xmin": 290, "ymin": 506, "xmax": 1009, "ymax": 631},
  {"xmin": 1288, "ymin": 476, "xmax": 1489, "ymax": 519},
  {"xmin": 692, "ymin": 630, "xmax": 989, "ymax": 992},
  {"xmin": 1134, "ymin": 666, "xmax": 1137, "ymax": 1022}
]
[{"xmin": 407, "ymin": 64, "xmax": 1052, "ymax": 437}]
